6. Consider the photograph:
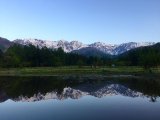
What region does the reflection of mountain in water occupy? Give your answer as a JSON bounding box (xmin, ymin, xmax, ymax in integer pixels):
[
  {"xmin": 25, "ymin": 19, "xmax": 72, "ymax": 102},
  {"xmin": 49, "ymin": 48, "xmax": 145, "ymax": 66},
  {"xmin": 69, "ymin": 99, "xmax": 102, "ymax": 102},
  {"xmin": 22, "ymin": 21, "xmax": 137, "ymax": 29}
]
[
  {"xmin": 13, "ymin": 84, "xmax": 143, "ymax": 102},
  {"xmin": 0, "ymin": 76, "xmax": 160, "ymax": 103}
]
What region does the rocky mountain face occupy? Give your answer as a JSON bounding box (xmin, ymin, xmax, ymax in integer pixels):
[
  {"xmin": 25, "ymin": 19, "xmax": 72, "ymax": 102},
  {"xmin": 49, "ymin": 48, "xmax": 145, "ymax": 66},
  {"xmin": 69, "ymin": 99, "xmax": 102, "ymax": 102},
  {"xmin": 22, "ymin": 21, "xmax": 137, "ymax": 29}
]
[{"xmin": 13, "ymin": 39, "xmax": 155, "ymax": 55}]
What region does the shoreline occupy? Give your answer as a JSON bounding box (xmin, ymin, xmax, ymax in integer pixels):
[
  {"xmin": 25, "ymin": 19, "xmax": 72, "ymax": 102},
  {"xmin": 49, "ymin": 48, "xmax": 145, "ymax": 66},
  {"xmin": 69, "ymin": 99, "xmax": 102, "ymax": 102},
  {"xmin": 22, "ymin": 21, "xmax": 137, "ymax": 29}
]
[{"xmin": 0, "ymin": 67, "xmax": 159, "ymax": 78}]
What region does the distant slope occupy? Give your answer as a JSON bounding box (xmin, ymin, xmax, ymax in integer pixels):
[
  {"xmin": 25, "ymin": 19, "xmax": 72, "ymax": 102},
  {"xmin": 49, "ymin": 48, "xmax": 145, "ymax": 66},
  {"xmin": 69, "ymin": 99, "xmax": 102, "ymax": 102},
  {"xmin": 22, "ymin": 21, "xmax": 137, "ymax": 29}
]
[
  {"xmin": 112, "ymin": 42, "xmax": 155, "ymax": 55},
  {"xmin": 119, "ymin": 42, "xmax": 160, "ymax": 56},
  {"xmin": 117, "ymin": 43, "xmax": 160, "ymax": 66},
  {"xmin": 72, "ymin": 47, "xmax": 110, "ymax": 57},
  {"xmin": 0, "ymin": 37, "xmax": 13, "ymax": 51}
]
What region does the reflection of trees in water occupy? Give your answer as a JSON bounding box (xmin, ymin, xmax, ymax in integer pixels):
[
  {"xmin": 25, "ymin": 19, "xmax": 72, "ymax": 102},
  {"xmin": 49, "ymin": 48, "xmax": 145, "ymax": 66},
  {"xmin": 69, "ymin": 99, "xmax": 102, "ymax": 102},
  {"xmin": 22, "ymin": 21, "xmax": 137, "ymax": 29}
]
[
  {"xmin": 0, "ymin": 76, "xmax": 94, "ymax": 98},
  {"xmin": 0, "ymin": 76, "xmax": 160, "ymax": 102},
  {"xmin": 116, "ymin": 77, "xmax": 160, "ymax": 102}
]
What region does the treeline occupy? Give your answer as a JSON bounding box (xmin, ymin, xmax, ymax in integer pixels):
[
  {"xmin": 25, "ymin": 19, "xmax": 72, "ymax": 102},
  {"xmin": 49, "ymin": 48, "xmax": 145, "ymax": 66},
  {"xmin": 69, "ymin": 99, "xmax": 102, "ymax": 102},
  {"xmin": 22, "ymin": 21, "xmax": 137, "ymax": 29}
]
[
  {"xmin": 0, "ymin": 43, "xmax": 160, "ymax": 69},
  {"xmin": 116, "ymin": 43, "xmax": 160, "ymax": 69},
  {"xmin": 0, "ymin": 44, "xmax": 111, "ymax": 68}
]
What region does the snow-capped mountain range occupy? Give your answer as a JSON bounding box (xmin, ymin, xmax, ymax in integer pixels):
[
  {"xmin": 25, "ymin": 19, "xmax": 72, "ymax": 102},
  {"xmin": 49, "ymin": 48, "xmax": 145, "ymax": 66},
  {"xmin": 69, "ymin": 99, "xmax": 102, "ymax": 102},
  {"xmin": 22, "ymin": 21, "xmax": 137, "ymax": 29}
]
[{"xmin": 13, "ymin": 39, "xmax": 155, "ymax": 55}]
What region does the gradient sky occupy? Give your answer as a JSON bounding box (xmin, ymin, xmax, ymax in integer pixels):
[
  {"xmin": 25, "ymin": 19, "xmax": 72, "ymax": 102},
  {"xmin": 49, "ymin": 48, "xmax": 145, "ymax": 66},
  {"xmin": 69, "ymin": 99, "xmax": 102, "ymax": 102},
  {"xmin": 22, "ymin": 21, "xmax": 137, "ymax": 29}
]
[{"xmin": 0, "ymin": 0, "xmax": 160, "ymax": 44}]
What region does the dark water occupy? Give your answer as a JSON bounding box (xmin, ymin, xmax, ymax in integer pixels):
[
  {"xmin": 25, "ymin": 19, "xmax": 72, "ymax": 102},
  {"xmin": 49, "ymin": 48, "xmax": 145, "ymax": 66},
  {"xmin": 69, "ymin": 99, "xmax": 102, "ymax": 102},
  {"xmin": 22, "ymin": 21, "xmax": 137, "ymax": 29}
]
[{"xmin": 0, "ymin": 76, "xmax": 160, "ymax": 120}]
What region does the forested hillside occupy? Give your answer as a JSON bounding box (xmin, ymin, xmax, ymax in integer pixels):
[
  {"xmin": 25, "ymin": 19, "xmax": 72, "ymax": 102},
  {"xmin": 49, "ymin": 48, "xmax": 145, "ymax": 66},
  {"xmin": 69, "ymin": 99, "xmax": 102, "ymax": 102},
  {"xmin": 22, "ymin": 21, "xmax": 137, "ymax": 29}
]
[{"xmin": 117, "ymin": 43, "xmax": 160, "ymax": 68}]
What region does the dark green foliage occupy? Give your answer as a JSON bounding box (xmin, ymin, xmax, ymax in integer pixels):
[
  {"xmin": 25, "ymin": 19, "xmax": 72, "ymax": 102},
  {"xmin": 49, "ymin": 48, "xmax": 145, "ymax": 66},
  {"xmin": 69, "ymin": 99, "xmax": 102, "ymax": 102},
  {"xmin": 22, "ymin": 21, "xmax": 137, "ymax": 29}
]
[
  {"xmin": 0, "ymin": 49, "xmax": 3, "ymax": 57},
  {"xmin": 77, "ymin": 59, "xmax": 84, "ymax": 68},
  {"xmin": 0, "ymin": 44, "xmax": 110, "ymax": 68},
  {"xmin": 0, "ymin": 43, "xmax": 160, "ymax": 68},
  {"xmin": 117, "ymin": 43, "xmax": 160, "ymax": 69}
]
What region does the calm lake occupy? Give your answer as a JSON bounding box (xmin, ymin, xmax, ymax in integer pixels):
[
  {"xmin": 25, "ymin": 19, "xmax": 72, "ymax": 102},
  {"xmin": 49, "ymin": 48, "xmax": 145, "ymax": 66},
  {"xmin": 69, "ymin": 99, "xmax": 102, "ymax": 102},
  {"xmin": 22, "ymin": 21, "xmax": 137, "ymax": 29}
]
[{"xmin": 0, "ymin": 75, "xmax": 160, "ymax": 120}]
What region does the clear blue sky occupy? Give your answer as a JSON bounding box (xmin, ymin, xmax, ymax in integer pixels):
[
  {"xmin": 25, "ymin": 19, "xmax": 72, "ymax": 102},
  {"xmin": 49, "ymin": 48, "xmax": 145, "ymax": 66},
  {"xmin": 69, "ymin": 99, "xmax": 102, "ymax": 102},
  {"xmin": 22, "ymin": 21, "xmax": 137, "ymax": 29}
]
[{"xmin": 0, "ymin": 0, "xmax": 160, "ymax": 44}]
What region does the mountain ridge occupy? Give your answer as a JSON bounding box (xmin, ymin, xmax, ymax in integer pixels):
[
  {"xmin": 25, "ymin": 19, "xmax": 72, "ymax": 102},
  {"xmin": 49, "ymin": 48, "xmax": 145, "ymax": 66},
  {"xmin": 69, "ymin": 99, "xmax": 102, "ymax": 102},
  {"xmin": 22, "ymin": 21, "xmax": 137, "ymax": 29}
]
[
  {"xmin": 0, "ymin": 37, "xmax": 156, "ymax": 55},
  {"xmin": 13, "ymin": 38, "xmax": 155, "ymax": 55}
]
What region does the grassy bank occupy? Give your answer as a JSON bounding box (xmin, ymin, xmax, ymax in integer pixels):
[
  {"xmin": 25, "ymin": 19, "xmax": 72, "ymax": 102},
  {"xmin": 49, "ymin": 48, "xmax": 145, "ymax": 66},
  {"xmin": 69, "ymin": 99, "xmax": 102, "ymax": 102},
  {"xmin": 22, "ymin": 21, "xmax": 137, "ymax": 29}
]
[{"xmin": 0, "ymin": 66, "xmax": 160, "ymax": 76}]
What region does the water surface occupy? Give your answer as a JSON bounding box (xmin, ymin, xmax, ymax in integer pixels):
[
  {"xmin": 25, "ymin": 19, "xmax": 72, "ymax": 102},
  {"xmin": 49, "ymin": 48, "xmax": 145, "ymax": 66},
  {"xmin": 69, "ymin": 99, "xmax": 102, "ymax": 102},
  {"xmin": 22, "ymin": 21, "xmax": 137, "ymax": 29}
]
[{"xmin": 0, "ymin": 76, "xmax": 160, "ymax": 120}]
